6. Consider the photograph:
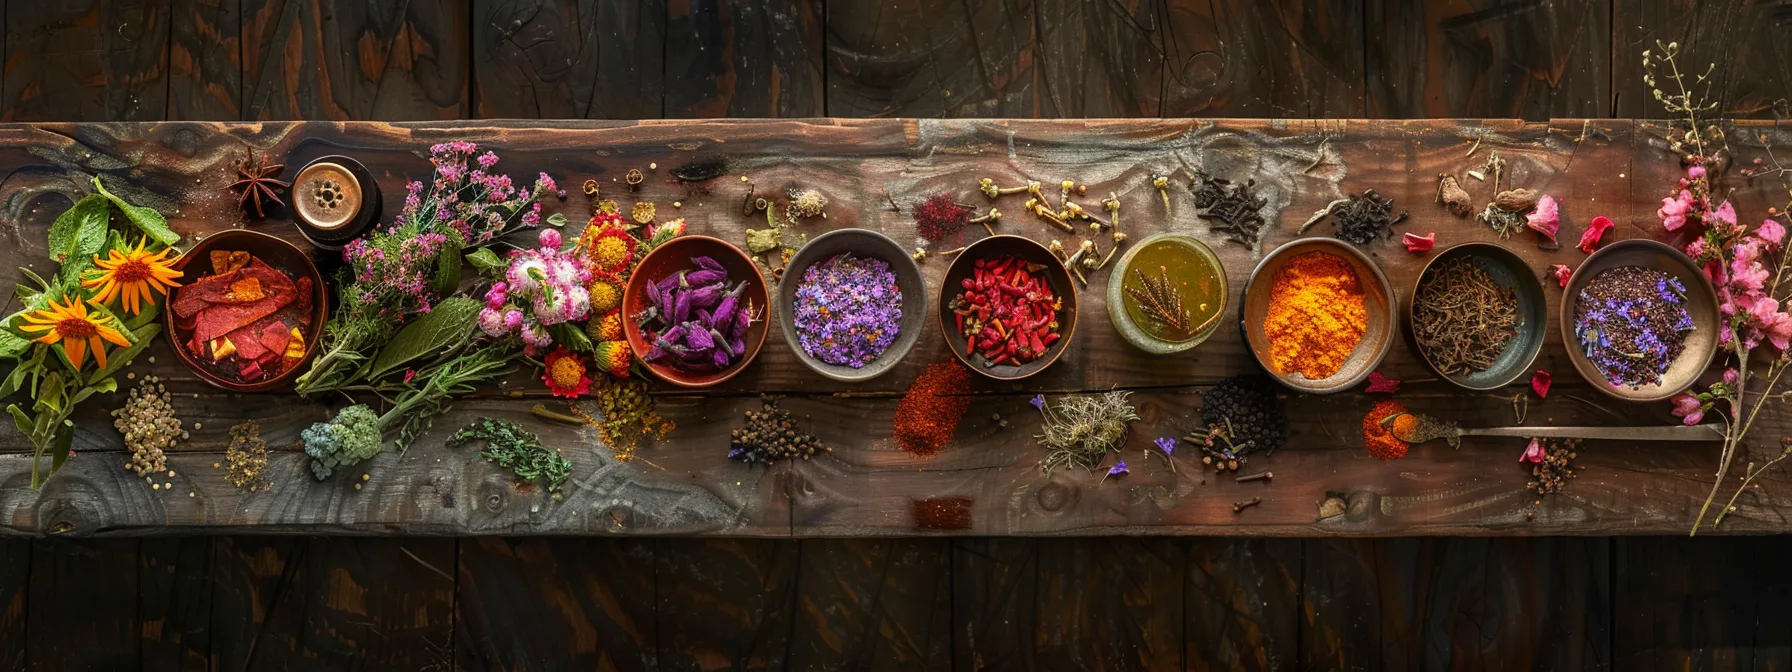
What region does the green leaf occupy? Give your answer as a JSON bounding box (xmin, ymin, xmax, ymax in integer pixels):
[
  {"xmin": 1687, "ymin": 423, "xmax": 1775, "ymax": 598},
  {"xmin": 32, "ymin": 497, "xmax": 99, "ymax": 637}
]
[
  {"xmin": 124, "ymin": 300, "xmax": 159, "ymax": 331},
  {"xmin": 550, "ymin": 322, "xmax": 593, "ymax": 353},
  {"xmin": 92, "ymin": 177, "xmax": 179, "ymax": 247},
  {"xmin": 546, "ymin": 212, "xmax": 569, "ymax": 228},
  {"xmin": 47, "ymin": 195, "xmax": 109, "ymax": 263},
  {"xmin": 465, "ymin": 247, "xmax": 505, "ymax": 274},
  {"xmin": 0, "ymin": 331, "xmax": 29, "ymax": 360},
  {"xmin": 17, "ymin": 266, "xmax": 52, "ymax": 293},
  {"xmin": 364, "ymin": 297, "xmax": 481, "ymax": 383},
  {"xmin": 7, "ymin": 404, "xmax": 31, "ymax": 436},
  {"xmin": 431, "ymin": 236, "xmax": 464, "ymax": 296},
  {"xmin": 89, "ymin": 323, "xmax": 158, "ymax": 385},
  {"xmin": 48, "ymin": 423, "xmax": 73, "ymax": 479},
  {"xmin": 71, "ymin": 377, "xmax": 116, "ymax": 404},
  {"xmin": 33, "ymin": 371, "xmax": 62, "ymax": 414}
]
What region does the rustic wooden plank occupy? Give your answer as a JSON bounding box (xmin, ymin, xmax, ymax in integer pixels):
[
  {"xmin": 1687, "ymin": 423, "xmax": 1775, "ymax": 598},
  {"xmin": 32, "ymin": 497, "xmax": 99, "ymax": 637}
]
[
  {"xmin": 455, "ymin": 537, "xmax": 658, "ymax": 671},
  {"xmin": 0, "ymin": 539, "xmax": 28, "ymax": 668},
  {"xmin": 1159, "ymin": 1, "xmax": 1366, "ymax": 117},
  {"xmin": 1614, "ymin": 536, "xmax": 1792, "ymax": 671},
  {"xmin": 1034, "ymin": 537, "xmax": 1184, "ymax": 670},
  {"xmin": 471, "ymin": 0, "xmax": 667, "ymax": 119},
  {"xmin": 665, "ymin": 0, "xmax": 824, "ymax": 117},
  {"xmin": 25, "ymin": 539, "xmax": 141, "ymax": 668},
  {"xmin": 168, "ymin": 0, "xmax": 242, "ymax": 120},
  {"xmin": 139, "ymin": 538, "xmax": 216, "ymax": 670},
  {"xmin": 1612, "ymin": 0, "xmax": 1792, "ymax": 118},
  {"xmin": 206, "ymin": 537, "xmax": 456, "ymax": 669},
  {"xmin": 951, "ymin": 537, "xmax": 1036, "ymax": 669},
  {"xmin": 241, "ymin": 0, "xmax": 470, "ymax": 120},
  {"xmin": 1183, "ymin": 538, "xmax": 1301, "ymax": 670},
  {"xmin": 1366, "ymin": 0, "xmax": 1611, "ymax": 119},
  {"xmin": 785, "ymin": 538, "xmax": 952, "ymax": 670},
  {"xmin": 656, "ymin": 538, "xmax": 800, "ymax": 671},
  {"xmin": 2, "ymin": 0, "xmax": 172, "ymax": 122}
]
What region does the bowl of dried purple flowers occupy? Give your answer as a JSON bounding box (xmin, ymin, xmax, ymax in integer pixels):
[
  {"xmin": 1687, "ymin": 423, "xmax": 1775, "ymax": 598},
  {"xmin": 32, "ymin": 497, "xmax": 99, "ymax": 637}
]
[
  {"xmin": 1560, "ymin": 238, "xmax": 1719, "ymax": 401},
  {"xmin": 623, "ymin": 235, "xmax": 770, "ymax": 388},
  {"xmin": 777, "ymin": 228, "xmax": 925, "ymax": 382}
]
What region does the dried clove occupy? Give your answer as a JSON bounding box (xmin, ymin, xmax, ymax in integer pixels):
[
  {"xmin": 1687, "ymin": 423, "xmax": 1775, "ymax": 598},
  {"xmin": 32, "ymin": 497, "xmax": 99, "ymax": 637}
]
[
  {"xmin": 1235, "ymin": 471, "xmax": 1273, "ymax": 483},
  {"xmin": 1233, "ymin": 497, "xmax": 1263, "ymax": 513},
  {"xmin": 1190, "ymin": 174, "xmax": 1269, "ymax": 247}
]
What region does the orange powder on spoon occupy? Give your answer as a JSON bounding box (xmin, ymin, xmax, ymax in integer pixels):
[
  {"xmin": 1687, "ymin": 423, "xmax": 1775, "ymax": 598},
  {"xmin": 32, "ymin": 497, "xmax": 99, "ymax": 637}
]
[{"xmin": 1263, "ymin": 251, "xmax": 1367, "ymax": 379}]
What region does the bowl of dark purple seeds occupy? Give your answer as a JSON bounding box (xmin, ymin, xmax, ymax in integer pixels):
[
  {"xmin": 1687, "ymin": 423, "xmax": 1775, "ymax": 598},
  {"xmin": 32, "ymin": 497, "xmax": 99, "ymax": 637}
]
[
  {"xmin": 776, "ymin": 228, "xmax": 926, "ymax": 382},
  {"xmin": 1560, "ymin": 238, "xmax": 1719, "ymax": 401},
  {"xmin": 623, "ymin": 235, "xmax": 770, "ymax": 388}
]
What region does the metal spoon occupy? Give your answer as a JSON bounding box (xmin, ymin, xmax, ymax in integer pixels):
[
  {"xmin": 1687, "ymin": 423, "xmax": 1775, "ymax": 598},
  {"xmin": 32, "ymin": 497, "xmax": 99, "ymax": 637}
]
[{"xmin": 1385, "ymin": 412, "xmax": 1723, "ymax": 447}]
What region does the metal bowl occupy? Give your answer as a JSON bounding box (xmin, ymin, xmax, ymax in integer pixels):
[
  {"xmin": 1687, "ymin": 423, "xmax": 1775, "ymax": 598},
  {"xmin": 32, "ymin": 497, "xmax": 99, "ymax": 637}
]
[
  {"xmin": 1559, "ymin": 238, "xmax": 1720, "ymax": 401},
  {"xmin": 1106, "ymin": 232, "xmax": 1228, "ymax": 355},
  {"xmin": 1239, "ymin": 237, "xmax": 1397, "ymax": 394},
  {"xmin": 937, "ymin": 235, "xmax": 1077, "ymax": 381},
  {"xmin": 165, "ymin": 229, "xmax": 329, "ymax": 392},
  {"xmin": 622, "ymin": 235, "xmax": 770, "ymax": 388},
  {"xmin": 776, "ymin": 228, "xmax": 926, "ymax": 382},
  {"xmin": 1403, "ymin": 242, "xmax": 1548, "ymax": 390}
]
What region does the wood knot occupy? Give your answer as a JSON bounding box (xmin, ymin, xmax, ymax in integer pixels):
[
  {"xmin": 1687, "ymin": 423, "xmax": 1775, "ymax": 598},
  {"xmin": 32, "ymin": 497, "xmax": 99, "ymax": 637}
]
[{"xmin": 1035, "ymin": 482, "xmax": 1070, "ymax": 512}]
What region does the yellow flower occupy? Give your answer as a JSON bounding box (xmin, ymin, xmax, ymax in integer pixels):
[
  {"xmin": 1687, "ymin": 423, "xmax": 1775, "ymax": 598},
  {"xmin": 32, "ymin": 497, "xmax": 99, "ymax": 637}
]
[
  {"xmin": 588, "ymin": 279, "xmax": 621, "ymax": 314},
  {"xmin": 84, "ymin": 239, "xmax": 182, "ymax": 315},
  {"xmin": 18, "ymin": 297, "xmax": 132, "ymax": 370}
]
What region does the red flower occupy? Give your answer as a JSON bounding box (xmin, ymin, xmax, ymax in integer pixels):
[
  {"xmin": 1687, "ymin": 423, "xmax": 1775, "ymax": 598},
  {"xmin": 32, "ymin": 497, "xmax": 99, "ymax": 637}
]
[
  {"xmin": 542, "ymin": 347, "xmax": 593, "ymax": 398},
  {"xmin": 1578, "ymin": 216, "xmax": 1614, "ymax": 254},
  {"xmin": 1526, "ymin": 195, "xmax": 1561, "ymax": 244},
  {"xmin": 1548, "ymin": 264, "xmax": 1572, "ymax": 287},
  {"xmin": 1365, "ymin": 371, "xmax": 1401, "ymax": 394},
  {"xmin": 1531, "ymin": 369, "xmax": 1552, "ymax": 399},
  {"xmin": 1402, "ymin": 232, "xmax": 1436, "ymax": 253},
  {"xmin": 1520, "ymin": 438, "xmax": 1546, "ymax": 464}
]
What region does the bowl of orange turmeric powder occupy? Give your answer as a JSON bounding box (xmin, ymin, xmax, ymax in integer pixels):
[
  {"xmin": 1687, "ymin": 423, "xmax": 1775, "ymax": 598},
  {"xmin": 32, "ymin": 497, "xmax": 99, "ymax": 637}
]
[{"xmin": 1241, "ymin": 238, "xmax": 1397, "ymax": 394}]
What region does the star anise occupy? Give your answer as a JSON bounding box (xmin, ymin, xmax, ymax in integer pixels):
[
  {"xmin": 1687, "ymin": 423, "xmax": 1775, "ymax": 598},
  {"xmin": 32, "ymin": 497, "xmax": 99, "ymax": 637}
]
[{"xmin": 230, "ymin": 151, "xmax": 289, "ymax": 218}]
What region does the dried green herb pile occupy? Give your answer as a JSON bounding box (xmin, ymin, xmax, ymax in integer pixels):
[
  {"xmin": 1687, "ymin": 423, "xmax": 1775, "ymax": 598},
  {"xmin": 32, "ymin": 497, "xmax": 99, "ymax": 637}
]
[
  {"xmin": 450, "ymin": 418, "xmax": 573, "ymax": 495},
  {"xmin": 1035, "ymin": 391, "xmax": 1139, "ymax": 472},
  {"xmin": 224, "ymin": 421, "xmax": 271, "ymax": 492}
]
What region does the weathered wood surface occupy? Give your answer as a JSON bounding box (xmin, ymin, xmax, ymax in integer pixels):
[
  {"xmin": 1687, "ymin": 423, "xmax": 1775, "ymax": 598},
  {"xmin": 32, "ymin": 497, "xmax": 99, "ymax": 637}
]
[{"xmin": 0, "ymin": 117, "xmax": 1784, "ymax": 537}]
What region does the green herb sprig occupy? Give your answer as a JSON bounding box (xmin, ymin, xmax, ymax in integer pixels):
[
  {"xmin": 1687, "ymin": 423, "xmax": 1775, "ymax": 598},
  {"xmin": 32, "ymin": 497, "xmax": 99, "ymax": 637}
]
[{"xmin": 450, "ymin": 418, "xmax": 572, "ymax": 495}]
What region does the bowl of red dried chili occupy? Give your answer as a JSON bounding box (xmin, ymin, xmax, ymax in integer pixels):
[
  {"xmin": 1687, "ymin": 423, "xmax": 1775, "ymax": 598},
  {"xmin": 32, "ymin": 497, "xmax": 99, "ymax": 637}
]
[{"xmin": 938, "ymin": 235, "xmax": 1077, "ymax": 380}]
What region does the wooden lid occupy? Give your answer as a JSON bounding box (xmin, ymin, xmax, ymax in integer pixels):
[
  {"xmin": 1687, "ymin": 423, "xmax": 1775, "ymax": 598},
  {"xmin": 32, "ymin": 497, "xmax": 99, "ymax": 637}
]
[{"xmin": 292, "ymin": 161, "xmax": 360, "ymax": 231}]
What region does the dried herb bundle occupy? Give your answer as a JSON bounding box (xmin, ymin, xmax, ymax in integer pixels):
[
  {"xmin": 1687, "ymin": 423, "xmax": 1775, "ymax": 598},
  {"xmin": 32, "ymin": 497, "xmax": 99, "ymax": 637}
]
[
  {"xmin": 450, "ymin": 418, "xmax": 573, "ymax": 495},
  {"xmin": 1125, "ymin": 265, "xmax": 1192, "ymax": 336},
  {"xmin": 1036, "ymin": 391, "xmax": 1139, "ymax": 473},
  {"xmin": 224, "ymin": 421, "xmax": 271, "ymax": 492},
  {"xmin": 1298, "ymin": 189, "xmax": 1407, "ymax": 245},
  {"xmin": 1190, "ymin": 175, "xmax": 1268, "ymax": 246},
  {"xmin": 1412, "ymin": 258, "xmax": 1521, "ymax": 375}
]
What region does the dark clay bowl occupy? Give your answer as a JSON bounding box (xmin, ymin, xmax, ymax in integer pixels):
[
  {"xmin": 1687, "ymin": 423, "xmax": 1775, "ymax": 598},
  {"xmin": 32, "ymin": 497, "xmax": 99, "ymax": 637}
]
[
  {"xmin": 165, "ymin": 229, "xmax": 329, "ymax": 392},
  {"xmin": 776, "ymin": 228, "xmax": 926, "ymax": 382},
  {"xmin": 1560, "ymin": 238, "xmax": 1720, "ymax": 402},
  {"xmin": 937, "ymin": 234, "xmax": 1077, "ymax": 381},
  {"xmin": 1403, "ymin": 242, "xmax": 1548, "ymax": 390},
  {"xmin": 622, "ymin": 235, "xmax": 770, "ymax": 388},
  {"xmin": 1240, "ymin": 237, "xmax": 1396, "ymax": 394}
]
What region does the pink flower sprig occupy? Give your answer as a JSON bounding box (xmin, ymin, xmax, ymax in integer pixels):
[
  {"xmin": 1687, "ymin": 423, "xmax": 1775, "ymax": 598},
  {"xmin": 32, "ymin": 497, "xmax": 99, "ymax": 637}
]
[{"xmin": 480, "ymin": 233, "xmax": 594, "ymax": 356}]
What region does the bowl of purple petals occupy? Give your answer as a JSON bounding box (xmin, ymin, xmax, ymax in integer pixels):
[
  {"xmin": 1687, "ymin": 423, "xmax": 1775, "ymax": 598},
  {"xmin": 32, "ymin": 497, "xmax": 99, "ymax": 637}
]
[
  {"xmin": 777, "ymin": 228, "xmax": 926, "ymax": 381},
  {"xmin": 623, "ymin": 235, "xmax": 770, "ymax": 388}
]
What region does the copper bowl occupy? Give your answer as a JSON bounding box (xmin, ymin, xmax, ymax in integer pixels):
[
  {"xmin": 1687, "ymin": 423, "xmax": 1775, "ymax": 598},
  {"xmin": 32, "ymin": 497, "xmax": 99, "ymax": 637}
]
[
  {"xmin": 936, "ymin": 235, "xmax": 1077, "ymax": 381},
  {"xmin": 622, "ymin": 235, "xmax": 769, "ymax": 388},
  {"xmin": 1403, "ymin": 242, "xmax": 1548, "ymax": 390},
  {"xmin": 164, "ymin": 229, "xmax": 329, "ymax": 392},
  {"xmin": 1240, "ymin": 237, "xmax": 1397, "ymax": 394},
  {"xmin": 1559, "ymin": 238, "xmax": 1720, "ymax": 401}
]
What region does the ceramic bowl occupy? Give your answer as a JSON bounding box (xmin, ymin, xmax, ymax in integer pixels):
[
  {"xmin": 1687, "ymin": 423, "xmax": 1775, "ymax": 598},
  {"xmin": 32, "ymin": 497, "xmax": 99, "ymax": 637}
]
[
  {"xmin": 1559, "ymin": 238, "xmax": 1720, "ymax": 401},
  {"xmin": 1106, "ymin": 232, "xmax": 1228, "ymax": 355},
  {"xmin": 937, "ymin": 235, "xmax": 1077, "ymax": 381},
  {"xmin": 776, "ymin": 228, "xmax": 926, "ymax": 382},
  {"xmin": 164, "ymin": 229, "xmax": 329, "ymax": 392},
  {"xmin": 1239, "ymin": 237, "xmax": 1397, "ymax": 394},
  {"xmin": 1403, "ymin": 242, "xmax": 1548, "ymax": 390},
  {"xmin": 622, "ymin": 235, "xmax": 770, "ymax": 388}
]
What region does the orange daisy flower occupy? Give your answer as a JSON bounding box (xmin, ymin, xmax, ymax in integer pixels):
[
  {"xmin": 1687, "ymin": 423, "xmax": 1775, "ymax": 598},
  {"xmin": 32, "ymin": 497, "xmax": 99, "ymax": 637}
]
[
  {"xmin": 542, "ymin": 347, "xmax": 593, "ymax": 398},
  {"xmin": 84, "ymin": 238, "xmax": 182, "ymax": 315},
  {"xmin": 18, "ymin": 297, "xmax": 133, "ymax": 370}
]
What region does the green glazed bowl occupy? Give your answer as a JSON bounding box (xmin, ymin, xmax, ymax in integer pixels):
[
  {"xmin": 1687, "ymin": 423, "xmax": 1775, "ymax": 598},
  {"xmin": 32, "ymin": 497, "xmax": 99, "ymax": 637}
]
[{"xmin": 1106, "ymin": 232, "xmax": 1229, "ymax": 355}]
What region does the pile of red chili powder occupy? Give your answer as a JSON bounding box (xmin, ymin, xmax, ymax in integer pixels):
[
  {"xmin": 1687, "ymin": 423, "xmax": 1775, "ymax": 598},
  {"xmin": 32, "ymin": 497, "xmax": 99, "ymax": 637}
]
[
  {"xmin": 894, "ymin": 361, "xmax": 973, "ymax": 456},
  {"xmin": 1362, "ymin": 399, "xmax": 1411, "ymax": 460}
]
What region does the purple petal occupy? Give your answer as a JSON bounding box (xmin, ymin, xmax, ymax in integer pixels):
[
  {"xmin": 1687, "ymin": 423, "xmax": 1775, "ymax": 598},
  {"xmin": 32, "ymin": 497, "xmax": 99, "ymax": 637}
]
[
  {"xmin": 692, "ymin": 256, "xmax": 724, "ymax": 272},
  {"xmin": 712, "ymin": 347, "xmax": 732, "ymax": 369},
  {"xmin": 686, "ymin": 323, "xmax": 716, "ymax": 350},
  {"xmin": 683, "ymin": 268, "xmax": 725, "ymax": 288},
  {"xmin": 672, "ymin": 290, "xmax": 692, "ymax": 324}
]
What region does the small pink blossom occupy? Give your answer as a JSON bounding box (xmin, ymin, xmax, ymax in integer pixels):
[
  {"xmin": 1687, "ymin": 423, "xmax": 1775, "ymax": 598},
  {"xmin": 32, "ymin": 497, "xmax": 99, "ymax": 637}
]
[
  {"xmin": 1688, "ymin": 164, "xmax": 1707, "ymax": 180},
  {"xmin": 1659, "ymin": 190, "xmax": 1695, "ymax": 231},
  {"xmin": 403, "ymin": 369, "xmax": 418, "ymax": 384},
  {"xmin": 1578, "ymin": 216, "xmax": 1614, "ymax": 254},
  {"xmin": 1525, "ymin": 194, "xmax": 1560, "ymax": 244},
  {"xmin": 1402, "ymin": 232, "xmax": 1435, "ymax": 253},
  {"xmin": 1520, "ymin": 438, "xmax": 1546, "ymax": 464},
  {"xmin": 538, "ymin": 227, "xmax": 562, "ymax": 250},
  {"xmin": 1685, "ymin": 238, "xmax": 1708, "ymax": 259},
  {"xmin": 1712, "ymin": 201, "xmax": 1738, "ymax": 228},
  {"xmin": 1671, "ymin": 393, "xmax": 1704, "ymax": 425},
  {"xmin": 1365, "ymin": 371, "xmax": 1401, "ymax": 394},
  {"xmin": 1724, "ymin": 368, "xmax": 1740, "ymax": 384},
  {"xmin": 1758, "ymin": 219, "xmax": 1786, "ymax": 248},
  {"xmin": 1548, "ymin": 264, "xmax": 1572, "ymax": 287},
  {"xmin": 1531, "ymin": 370, "xmax": 1552, "ymax": 399},
  {"xmin": 1730, "ymin": 258, "xmax": 1768, "ymax": 293}
]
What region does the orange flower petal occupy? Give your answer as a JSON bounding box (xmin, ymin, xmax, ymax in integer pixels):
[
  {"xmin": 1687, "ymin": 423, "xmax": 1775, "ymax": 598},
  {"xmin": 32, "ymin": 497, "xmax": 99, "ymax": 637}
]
[
  {"xmin": 88, "ymin": 336, "xmax": 108, "ymax": 370},
  {"xmin": 63, "ymin": 338, "xmax": 85, "ymax": 370}
]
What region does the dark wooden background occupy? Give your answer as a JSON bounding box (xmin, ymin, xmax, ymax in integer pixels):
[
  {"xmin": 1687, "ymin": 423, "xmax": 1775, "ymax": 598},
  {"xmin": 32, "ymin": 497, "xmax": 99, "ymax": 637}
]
[{"xmin": 0, "ymin": 0, "xmax": 1788, "ymax": 669}]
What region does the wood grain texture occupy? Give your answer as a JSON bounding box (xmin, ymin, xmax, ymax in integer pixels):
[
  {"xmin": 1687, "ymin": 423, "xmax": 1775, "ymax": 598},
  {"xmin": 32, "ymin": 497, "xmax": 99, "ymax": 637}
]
[
  {"xmin": 1367, "ymin": 0, "xmax": 1612, "ymax": 120},
  {"xmin": 472, "ymin": 0, "xmax": 668, "ymax": 120},
  {"xmin": 138, "ymin": 537, "xmax": 215, "ymax": 670},
  {"xmin": 0, "ymin": 539, "xmax": 27, "ymax": 669},
  {"xmin": 655, "ymin": 538, "xmax": 799, "ymax": 671},
  {"xmin": 1159, "ymin": 0, "xmax": 1366, "ymax": 117},
  {"xmin": 241, "ymin": 0, "xmax": 470, "ymax": 121},
  {"xmin": 455, "ymin": 536, "xmax": 657, "ymax": 671},
  {"xmin": 1183, "ymin": 538, "xmax": 1301, "ymax": 670},
  {"xmin": 26, "ymin": 538, "xmax": 142, "ymax": 668},
  {"xmin": 168, "ymin": 0, "xmax": 242, "ymax": 120},
  {"xmin": 666, "ymin": 0, "xmax": 825, "ymax": 117},
  {"xmin": 786, "ymin": 538, "xmax": 952, "ymax": 670},
  {"xmin": 1613, "ymin": 536, "xmax": 1792, "ymax": 671},
  {"xmin": 1613, "ymin": 0, "xmax": 1792, "ymax": 118},
  {"xmin": 2, "ymin": 0, "xmax": 172, "ymax": 122}
]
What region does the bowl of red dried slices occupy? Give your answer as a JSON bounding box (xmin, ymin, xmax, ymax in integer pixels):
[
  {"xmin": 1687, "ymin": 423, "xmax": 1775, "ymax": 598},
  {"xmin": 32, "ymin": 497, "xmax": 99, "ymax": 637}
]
[{"xmin": 165, "ymin": 230, "xmax": 328, "ymax": 392}]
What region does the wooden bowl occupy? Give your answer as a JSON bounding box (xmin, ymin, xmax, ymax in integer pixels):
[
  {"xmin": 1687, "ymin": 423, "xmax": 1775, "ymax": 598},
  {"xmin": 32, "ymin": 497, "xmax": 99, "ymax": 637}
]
[
  {"xmin": 1403, "ymin": 242, "xmax": 1547, "ymax": 390},
  {"xmin": 776, "ymin": 228, "xmax": 926, "ymax": 382},
  {"xmin": 165, "ymin": 229, "xmax": 329, "ymax": 392},
  {"xmin": 1559, "ymin": 238, "xmax": 1720, "ymax": 401},
  {"xmin": 1240, "ymin": 237, "xmax": 1396, "ymax": 394},
  {"xmin": 937, "ymin": 235, "xmax": 1077, "ymax": 381},
  {"xmin": 622, "ymin": 235, "xmax": 770, "ymax": 388},
  {"xmin": 1106, "ymin": 232, "xmax": 1228, "ymax": 355}
]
